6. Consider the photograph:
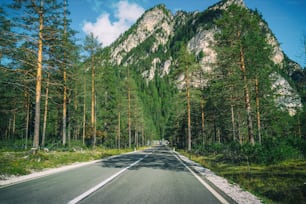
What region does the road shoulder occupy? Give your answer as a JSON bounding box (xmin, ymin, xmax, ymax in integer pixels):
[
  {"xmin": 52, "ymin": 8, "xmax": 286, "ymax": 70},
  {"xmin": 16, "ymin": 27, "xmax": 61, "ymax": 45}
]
[{"xmin": 173, "ymin": 150, "xmax": 262, "ymax": 204}]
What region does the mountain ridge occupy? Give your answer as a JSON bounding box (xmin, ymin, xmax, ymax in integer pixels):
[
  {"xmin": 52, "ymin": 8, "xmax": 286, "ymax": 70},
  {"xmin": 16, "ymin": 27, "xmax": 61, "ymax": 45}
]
[{"xmin": 100, "ymin": 0, "xmax": 303, "ymax": 115}]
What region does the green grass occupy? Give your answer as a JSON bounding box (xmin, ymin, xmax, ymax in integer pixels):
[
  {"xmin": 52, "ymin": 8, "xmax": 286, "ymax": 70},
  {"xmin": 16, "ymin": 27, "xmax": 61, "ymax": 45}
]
[
  {"xmin": 0, "ymin": 148, "xmax": 134, "ymax": 178},
  {"xmin": 179, "ymin": 151, "xmax": 306, "ymax": 204}
]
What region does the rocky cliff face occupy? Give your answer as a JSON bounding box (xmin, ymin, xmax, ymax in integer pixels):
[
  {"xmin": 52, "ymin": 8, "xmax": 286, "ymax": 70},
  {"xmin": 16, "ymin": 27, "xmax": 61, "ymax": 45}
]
[
  {"xmin": 104, "ymin": 0, "xmax": 303, "ymax": 115},
  {"xmin": 110, "ymin": 5, "xmax": 174, "ymax": 65}
]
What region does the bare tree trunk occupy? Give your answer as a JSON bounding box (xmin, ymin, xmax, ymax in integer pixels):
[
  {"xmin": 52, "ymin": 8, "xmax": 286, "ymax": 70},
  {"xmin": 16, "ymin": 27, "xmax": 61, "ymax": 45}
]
[
  {"xmin": 62, "ymin": 69, "xmax": 67, "ymax": 146},
  {"xmin": 12, "ymin": 109, "xmax": 16, "ymax": 136},
  {"xmin": 142, "ymin": 123, "xmax": 144, "ymax": 147},
  {"xmin": 255, "ymin": 77, "xmax": 261, "ymax": 144},
  {"xmin": 237, "ymin": 111, "xmax": 243, "ymax": 145},
  {"xmin": 201, "ymin": 99, "xmax": 205, "ymax": 146},
  {"xmin": 128, "ymin": 68, "xmax": 131, "ymax": 148},
  {"xmin": 231, "ymin": 104, "xmax": 236, "ymax": 141},
  {"xmin": 117, "ymin": 111, "xmax": 121, "ymax": 149},
  {"xmin": 8, "ymin": 118, "xmax": 12, "ymax": 139},
  {"xmin": 91, "ymin": 54, "xmax": 96, "ymax": 147},
  {"xmin": 62, "ymin": 0, "xmax": 68, "ymax": 146},
  {"xmin": 42, "ymin": 73, "xmax": 50, "ymax": 147},
  {"xmin": 33, "ymin": 1, "xmax": 44, "ymax": 149},
  {"xmin": 135, "ymin": 127, "xmax": 138, "ymax": 149},
  {"xmin": 25, "ymin": 90, "xmax": 30, "ymax": 149},
  {"xmin": 230, "ymin": 92, "xmax": 236, "ymax": 142},
  {"xmin": 68, "ymin": 98, "xmax": 71, "ymax": 146},
  {"xmin": 186, "ymin": 73, "xmax": 191, "ymax": 151},
  {"xmin": 217, "ymin": 128, "xmax": 221, "ymax": 143},
  {"xmin": 73, "ymin": 90, "xmax": 78, "ymax": 141},
  {"xmin": 83, "ymin": 69, "xmax": 86, "ymax": 145},
  {"xmin": 240, "ymin": 46, "xmax": 254, "ymax": 145}
]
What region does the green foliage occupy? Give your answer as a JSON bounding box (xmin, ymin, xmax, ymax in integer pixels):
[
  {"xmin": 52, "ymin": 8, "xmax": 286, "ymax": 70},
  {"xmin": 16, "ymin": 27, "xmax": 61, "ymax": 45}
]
[{"xmin": 193, "ymin": 137, "xmax": 304, "ymax": 165}]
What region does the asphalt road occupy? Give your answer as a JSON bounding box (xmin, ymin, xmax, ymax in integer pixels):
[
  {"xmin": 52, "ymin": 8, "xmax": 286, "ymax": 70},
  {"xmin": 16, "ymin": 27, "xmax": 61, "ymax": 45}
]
[{"xmin": 0, "ymin": 146, "xmax": 231, "ymax": 204}]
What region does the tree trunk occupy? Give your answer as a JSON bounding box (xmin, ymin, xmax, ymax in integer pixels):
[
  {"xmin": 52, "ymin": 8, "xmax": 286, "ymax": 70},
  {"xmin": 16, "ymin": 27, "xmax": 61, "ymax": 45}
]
[
  {"xmin": 12, "ymin": 109, "xmax": 16, "ymax": 136},
  {"xmin": 62, "ymin": 0, "xmax": 68, "ymax": 146},
  {"xmin": 42, "ymin": 73, "xmax": 50, "ymax": 147},
  {"xmin": 201, "ymin": 99, "xmax": 205, "ymax": 146},
  {"xmin": 62, "ymin": 67, "xmax": 67, "ymax": 146},
  {"xmin": 83, "ymin": 68, "xmax": 86, "ymax": 145},
  {"xmin": 255, "ymin": 77, "xmax": 261, "ymax": 144},
  {"xmin": 230, "ymin": 92, "xmax": 236, "ymax": 142},
  {"xmin": 142, "ymin": 122, "xmax": 144, "ymax": 146},
  {"xmin": 231, "ymin": 103, "xmax": 236, "ymax": 142},
  {"xmin": 91, "ymin": 54, "xmax": 96, "ymax": 147},
  {"xmin": 25, "ymin": 89, "xmax": 30, "ymax": 149},
  {"xmin": 186, "ymin": 72, "xmax": 191, "ymax": 151},
  {"xmin": 33, "ymin": 2, "xmax": 44, "ymax": 149},
  {"xmin": 117, "ymin": 111, "xmax": 121, "ymax": 149},
  {"xmin": 240, "ymin": 46, "xmax": 254, "ymax": 145},
  {"xmin": 128, "ymin": 68, "xmax": 131, "ymax": 149},
  {"xmin": 8, "ymin": 118, "xmax": 11, "ymax": 139},
  {"xmin": 237, "ymin": 111, "xmax": 243, "ymax": 145},
  {"xmin": 68, "ymin": 98, "xmax": 71, "ymax": 146},
  {"xmin": 135, "ymin": 127, "xmax": 138, "ymax": 149}
]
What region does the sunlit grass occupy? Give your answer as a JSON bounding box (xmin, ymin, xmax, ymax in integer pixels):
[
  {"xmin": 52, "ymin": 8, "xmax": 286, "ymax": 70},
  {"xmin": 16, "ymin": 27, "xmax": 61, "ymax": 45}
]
[{"xmin": 0, "ymin": 147, "xmax": 134, "ymax": 177}]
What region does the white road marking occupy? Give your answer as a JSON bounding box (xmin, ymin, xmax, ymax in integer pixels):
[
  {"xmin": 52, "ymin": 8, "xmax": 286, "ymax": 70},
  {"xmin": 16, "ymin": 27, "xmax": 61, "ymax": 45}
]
[
  {"xmin": 67, "ymin": 153, "xmax": 150, "ymax": 204},
  {"xmin": 173, "ymin": 152, "xmax": 230, "ymax": 204}
]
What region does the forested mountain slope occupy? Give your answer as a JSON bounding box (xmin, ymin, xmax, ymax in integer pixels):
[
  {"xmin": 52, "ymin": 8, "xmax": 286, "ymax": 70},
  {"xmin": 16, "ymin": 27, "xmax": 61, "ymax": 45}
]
[{"xmin": 95, "ymin": 0, "xmax": 304, "ymax": 147}]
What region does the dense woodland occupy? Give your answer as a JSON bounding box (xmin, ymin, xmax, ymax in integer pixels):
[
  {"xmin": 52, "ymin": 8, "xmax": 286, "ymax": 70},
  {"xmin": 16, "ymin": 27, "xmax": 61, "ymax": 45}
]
[{"xmin": 0, "ymin": 0, "xmax": 305, "ymax": 163}]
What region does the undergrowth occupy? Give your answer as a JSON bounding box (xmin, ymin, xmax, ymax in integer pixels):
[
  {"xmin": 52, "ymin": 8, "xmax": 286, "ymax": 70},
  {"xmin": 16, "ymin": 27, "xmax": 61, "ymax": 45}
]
[{"xmin": 179, "ymin": 138, "xmax": 306, "ymax": 204}]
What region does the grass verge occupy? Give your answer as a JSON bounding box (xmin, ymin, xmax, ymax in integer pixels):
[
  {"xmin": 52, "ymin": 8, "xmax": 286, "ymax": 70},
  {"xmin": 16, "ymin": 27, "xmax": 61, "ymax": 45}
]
[
  {"xmin": 179, "ymin": 151, "xmax": 306, "ymax": 204},
  {"xmin": 0, "ymin": 148, "xmax": 135, "ymax": 178}
]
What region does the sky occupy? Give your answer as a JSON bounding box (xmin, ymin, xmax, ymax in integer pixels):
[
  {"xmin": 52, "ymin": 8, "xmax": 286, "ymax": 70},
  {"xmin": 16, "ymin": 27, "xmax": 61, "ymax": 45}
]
[{"xmin": 1, "ymin": 0, "xmax": 305, "ymax": 66}]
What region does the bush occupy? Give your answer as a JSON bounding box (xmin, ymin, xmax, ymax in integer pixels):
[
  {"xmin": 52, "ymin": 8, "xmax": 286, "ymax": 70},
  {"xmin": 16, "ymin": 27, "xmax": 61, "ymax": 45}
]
[{"xmin": 194, "ymin": 137, "xmax": 304, "ymax": 165}]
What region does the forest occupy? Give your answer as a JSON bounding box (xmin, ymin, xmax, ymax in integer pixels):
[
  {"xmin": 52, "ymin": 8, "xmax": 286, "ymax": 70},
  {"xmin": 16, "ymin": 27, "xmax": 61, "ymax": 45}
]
[
  {"xmin": 0, "ymin": 0, "xmax": 158, "ymax": 150},
  {"xmin": 0, "ymin": 0, "xmax": 305, "ymax": 157},
  {"xmin": 1, "ymin": 0, "xmax": 306, "ymax": 202},
  {"xmin": 0, "ymin": 0, "xmax": 305, "ymax": 155}
]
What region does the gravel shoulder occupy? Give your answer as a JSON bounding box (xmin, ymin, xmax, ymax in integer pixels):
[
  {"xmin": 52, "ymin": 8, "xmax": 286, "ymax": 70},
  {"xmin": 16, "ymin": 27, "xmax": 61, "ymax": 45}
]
[{"xmin": 175, "ymin": 151, "xmax": 262, "ymax": 204}]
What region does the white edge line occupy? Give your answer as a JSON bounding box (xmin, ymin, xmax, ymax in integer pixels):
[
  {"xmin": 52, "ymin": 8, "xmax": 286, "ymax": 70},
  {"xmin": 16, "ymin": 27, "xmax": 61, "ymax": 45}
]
[
  {"xmin": 173, "ymin": 153, "xmax": 229, "ymax": 204},
  {"xmin": 0, "ymin": 149, "xmax": 149, "ymax": 188},
  {"xmin": 67, "ymin": 154, "xmax": 150, "ymax": 204}
]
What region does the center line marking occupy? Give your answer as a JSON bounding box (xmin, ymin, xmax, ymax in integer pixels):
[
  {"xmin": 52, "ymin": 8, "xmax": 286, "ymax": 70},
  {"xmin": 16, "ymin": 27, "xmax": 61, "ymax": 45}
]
[{"xmin": 67, "ymin": 153, "xmax": 150, "ymax": 204}]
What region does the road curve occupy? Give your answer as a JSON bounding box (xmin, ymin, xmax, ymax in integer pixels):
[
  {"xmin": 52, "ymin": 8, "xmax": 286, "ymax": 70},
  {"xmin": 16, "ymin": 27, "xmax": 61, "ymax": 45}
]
[{"xmin": 0, "ymin": 146, "xmax": 231, "ymax": 204}]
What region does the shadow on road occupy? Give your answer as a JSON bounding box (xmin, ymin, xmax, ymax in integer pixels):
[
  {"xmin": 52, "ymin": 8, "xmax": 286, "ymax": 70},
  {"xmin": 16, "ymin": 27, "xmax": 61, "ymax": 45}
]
[{"xmin": 99, "ymin": 146, "xmax": 187, "ymax": 172}]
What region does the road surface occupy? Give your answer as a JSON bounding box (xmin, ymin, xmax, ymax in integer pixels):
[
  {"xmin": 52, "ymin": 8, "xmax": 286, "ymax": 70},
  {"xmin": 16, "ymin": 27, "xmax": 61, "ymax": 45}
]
[{"xmin": 0, "ymin": 146, "xmax": 232, "ymax": 204}]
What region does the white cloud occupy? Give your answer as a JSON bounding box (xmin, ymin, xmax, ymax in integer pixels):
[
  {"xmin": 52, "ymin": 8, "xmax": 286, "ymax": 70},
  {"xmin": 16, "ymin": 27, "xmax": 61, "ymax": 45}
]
[{"xmin": 82, "ymin": 0, "xmax": 144, "ymax": 47}]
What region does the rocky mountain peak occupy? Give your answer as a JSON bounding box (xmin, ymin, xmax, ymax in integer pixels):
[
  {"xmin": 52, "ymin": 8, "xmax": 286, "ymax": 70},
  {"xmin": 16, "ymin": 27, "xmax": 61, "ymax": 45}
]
[
  {"xmin": 105, "ymin": 0, "xmax": 302, "ymax": 115},
  {"xmin": 209, "ymin": 0, "xmax": 246, "ymax": 10},
  {"xmin": 110, "ymin": 4, "xmax": 173, "ymax": 65}
]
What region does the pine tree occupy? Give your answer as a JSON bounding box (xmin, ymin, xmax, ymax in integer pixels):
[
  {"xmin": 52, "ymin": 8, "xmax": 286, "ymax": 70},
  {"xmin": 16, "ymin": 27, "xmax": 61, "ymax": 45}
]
[
  {"xmin": 214, "ymin": 5, "xmax": 274, "ymax": 145},
  {"xmin": 84, "ymin": 33, "xmax": 101, "ymax": 147},
  {"xmin": 175, "ymin": 45, "xmax": 199, "ymax": 151},
  {"xmin": 8, "ymin": 0, "xmax": 47, "ymax": 149}
]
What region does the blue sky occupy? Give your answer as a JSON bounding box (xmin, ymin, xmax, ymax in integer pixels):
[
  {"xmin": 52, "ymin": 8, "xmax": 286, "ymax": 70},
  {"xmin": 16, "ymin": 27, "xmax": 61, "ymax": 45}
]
[{"xmin": 1, "ymin": 0, "xmax": 305, "ymax": 66}]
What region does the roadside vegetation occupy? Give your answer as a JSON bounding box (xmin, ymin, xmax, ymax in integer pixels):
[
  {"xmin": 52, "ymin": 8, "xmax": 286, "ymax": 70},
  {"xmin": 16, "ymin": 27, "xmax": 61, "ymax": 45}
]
[
  {"xmin": 180, "ymin": 137, "xmax": 306, "ymax": 204},
  {"xmin": 0, "ymin": 140, "xmax": 135, "ymax": 178}
]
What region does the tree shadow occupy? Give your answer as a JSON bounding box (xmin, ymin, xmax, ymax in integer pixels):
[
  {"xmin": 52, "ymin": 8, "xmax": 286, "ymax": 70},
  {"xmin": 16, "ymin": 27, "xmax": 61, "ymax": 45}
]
[{"xmin": 99, "ymin": 146, "xmax": 188, "ymax": 172}]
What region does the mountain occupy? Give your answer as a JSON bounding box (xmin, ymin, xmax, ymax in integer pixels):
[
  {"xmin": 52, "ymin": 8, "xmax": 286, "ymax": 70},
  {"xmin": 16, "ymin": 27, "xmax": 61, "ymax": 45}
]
[
  {"xmin": 89, "ymin": 0, "xmax": 306, "ymax": 144},
  {"xmin": 99, "ymin": 0, "xmax": 302, "ymax": 117}
]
